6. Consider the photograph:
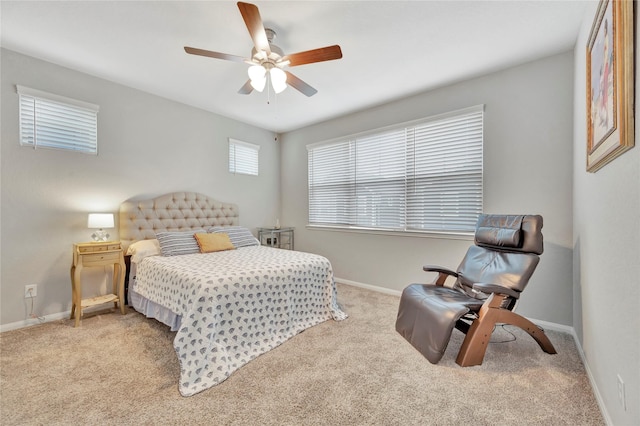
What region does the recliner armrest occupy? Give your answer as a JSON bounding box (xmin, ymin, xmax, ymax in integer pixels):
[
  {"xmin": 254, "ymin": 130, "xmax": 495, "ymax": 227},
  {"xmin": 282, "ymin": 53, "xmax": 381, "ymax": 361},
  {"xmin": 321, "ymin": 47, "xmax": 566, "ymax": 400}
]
[
  {"xmin": 423, "ymin": 265, "xmax": 458, "ymax": 286},
  {"xmin": 423, "ymin": 265, "xmax": 458, "ymax": 277},
  {"xmin": 472, "ymin": 283, "xmax": 521, "ymax": 299}
]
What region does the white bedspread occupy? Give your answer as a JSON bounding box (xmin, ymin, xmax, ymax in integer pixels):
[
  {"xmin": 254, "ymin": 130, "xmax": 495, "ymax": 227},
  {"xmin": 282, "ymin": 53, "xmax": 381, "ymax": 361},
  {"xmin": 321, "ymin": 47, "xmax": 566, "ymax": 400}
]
[{"xmin": 133, "ymin": 246, "xmax": 348, "ymax": 396}]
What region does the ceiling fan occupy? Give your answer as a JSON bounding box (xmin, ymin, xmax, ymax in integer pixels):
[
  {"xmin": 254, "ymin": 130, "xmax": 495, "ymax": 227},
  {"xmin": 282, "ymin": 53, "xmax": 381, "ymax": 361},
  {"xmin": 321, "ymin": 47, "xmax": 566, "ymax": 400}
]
[{"xmin": 184, "ymin": 1, "xmax": 342, "ymax": 97}]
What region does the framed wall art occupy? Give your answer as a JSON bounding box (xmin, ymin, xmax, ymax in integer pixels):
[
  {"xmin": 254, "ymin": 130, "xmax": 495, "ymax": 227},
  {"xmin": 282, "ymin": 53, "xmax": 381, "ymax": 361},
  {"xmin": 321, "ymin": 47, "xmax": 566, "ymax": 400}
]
[{"xmin": 586, "ymin": 0, "xmax": 635, "ymax": 172}]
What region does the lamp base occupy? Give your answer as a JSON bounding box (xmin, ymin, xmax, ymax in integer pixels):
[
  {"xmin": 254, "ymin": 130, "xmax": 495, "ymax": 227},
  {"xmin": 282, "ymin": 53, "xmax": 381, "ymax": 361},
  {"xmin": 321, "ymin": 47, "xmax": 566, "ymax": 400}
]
[{"xmin": 91, "ymin": 229, "xmax": 110, "ymax": 242}]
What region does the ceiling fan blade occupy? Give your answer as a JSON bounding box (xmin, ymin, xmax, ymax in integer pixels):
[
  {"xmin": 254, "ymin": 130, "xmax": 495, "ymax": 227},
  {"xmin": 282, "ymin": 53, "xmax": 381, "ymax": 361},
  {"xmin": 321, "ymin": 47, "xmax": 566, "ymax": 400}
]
[
  {"xmin": 237, "ymin": 2, "xmax": 271, "ymax": 55},
  {"xmin": 283, "ymin": 45, "xmax": 343, "ymax": 67},
  {"xmin": 285, "ymin": 71, "xmax": 318, "ymax": 97},
  {"xmin": 184, "ymin": 46, "xmax": 246, "ymax": 63},
  {"xmin": 238, "ymin": 80, "xmax": 254, "ymax": 95}
]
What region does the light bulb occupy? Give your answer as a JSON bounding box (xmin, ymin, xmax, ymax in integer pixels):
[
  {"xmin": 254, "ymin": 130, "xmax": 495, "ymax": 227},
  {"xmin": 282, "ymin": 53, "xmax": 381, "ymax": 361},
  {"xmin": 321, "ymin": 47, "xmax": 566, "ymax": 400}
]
[{"xmin": 270, "ymin": 67, "xmax": 287, "ymax": 94}]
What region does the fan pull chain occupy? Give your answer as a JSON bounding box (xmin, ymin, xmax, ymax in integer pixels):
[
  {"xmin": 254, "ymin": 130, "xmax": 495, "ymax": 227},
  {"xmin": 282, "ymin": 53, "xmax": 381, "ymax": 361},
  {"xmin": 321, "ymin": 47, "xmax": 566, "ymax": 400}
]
[{"xmin": 266, "ymin": 73, "xmax": 272, "ymax": 104}]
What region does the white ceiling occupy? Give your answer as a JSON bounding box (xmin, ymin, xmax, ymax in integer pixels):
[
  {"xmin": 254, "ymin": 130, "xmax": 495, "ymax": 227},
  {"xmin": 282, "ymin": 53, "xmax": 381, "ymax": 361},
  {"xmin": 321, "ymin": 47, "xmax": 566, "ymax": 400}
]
[{"xmin": 1, "ymin": 1, "xmax": 590, "ymax": 133}]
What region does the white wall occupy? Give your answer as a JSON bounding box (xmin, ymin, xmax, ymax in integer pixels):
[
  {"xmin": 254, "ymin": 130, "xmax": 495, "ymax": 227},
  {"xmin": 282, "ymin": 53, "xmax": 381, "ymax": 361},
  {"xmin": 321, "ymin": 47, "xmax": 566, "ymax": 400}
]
[
  {"xmin": 0, "ymin": 48, "xmax": 280, "ymax": 326},
  {"xmin": 280, "ymin": 51, "xmax": 575, "ymax": 326},
  {"xmin": 572, "ymin": 4, "xmax": 640, "ymax": 425}
]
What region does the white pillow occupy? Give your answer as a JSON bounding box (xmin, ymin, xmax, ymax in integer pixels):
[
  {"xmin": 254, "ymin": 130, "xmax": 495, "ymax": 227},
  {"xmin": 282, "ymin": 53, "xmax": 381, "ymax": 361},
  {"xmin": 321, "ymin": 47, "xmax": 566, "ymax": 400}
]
[{"xmin": 126, "ymin": 239, "xmax": 161, "ymax": 263}]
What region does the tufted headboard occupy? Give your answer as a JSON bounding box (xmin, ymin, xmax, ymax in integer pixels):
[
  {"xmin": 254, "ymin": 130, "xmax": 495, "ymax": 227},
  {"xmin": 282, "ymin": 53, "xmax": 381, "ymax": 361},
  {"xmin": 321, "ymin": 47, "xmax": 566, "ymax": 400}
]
[{"xmin": 119, "ymin": 192, "xmax": 239, "ymax": 252}]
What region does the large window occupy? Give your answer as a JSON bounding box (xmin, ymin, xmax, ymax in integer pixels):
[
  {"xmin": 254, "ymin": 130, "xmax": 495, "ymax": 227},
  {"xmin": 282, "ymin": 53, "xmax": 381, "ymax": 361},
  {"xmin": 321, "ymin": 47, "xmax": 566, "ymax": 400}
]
[
  {"xmin": 17, "ymin": 85, "xmax": 99, "ymax": 154},
  {"xmin": 307, "ymin": 105, "xmax": 483, "ymax": 234},
  {"xmin": 229, "ymin": 138, "xmax": 260, "ymax": 176}
]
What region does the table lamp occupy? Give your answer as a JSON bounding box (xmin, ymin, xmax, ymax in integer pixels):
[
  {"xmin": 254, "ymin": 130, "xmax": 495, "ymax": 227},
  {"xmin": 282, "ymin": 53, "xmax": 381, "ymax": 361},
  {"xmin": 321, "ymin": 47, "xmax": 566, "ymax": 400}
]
[{"xmin": 87, "ymin": 213, "xmax": 114, "ymax": 242}]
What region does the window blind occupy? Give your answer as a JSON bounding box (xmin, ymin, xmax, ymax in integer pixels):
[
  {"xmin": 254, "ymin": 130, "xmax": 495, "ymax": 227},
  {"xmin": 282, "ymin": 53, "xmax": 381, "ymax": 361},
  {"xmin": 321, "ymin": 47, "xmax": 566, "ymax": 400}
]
[
  {"xmin": 308, "ymin": 141, "xmax": 355, "ymax": 225},
  {"xmin": 229, "ymin": 138, "xmax": 260, "ymax": 176},
  {"xmin": 354, "ymin": 128, "xmax": 407, "ymax": 229},
  {"xmin": 17, "ymin": 85, "xmax": 99, "ymax": 154},
  {"xmin": 308, "ymin": 105, "xmax": 483, "ymax": 234}
]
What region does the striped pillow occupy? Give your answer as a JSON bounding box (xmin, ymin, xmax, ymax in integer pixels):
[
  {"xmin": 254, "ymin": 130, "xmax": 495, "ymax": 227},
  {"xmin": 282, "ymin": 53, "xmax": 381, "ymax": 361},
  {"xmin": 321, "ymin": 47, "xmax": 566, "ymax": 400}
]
[
  {"xmin": 156, "ymin": 231, "xmax": 203, "ymax": 256},
  {"xmin": 208, "ymin": 226, "xmax": 259, "ymax": 248}
]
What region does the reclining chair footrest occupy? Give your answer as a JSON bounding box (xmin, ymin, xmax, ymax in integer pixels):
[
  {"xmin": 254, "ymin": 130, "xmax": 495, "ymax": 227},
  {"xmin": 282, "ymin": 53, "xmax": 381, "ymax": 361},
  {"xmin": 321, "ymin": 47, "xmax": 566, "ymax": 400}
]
[{"xmin": 396, "ymin": 284, "xmax": 477, "ymax": 364}]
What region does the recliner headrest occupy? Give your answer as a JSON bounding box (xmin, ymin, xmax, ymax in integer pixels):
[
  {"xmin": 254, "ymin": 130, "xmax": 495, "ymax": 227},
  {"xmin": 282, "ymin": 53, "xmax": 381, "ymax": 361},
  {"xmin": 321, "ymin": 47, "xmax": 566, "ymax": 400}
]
[{"xmin": 475, "ymin": 214, "xmax": 543, "ymax": 255}]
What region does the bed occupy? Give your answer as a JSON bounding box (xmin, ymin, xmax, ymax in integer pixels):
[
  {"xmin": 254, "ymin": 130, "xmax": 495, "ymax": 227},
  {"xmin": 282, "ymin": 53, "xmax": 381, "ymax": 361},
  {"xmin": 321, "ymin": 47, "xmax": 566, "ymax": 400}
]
[{"xmin": 119, "ymin": 192, "xmax": 347, "ymax": 396}]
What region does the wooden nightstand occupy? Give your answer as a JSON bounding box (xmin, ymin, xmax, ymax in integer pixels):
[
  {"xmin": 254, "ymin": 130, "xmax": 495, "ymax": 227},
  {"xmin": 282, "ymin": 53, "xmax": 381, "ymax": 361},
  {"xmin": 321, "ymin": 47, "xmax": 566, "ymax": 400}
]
[{"xmin": 70, "ymin": 241, "xmax": 126, "ymax": 327}]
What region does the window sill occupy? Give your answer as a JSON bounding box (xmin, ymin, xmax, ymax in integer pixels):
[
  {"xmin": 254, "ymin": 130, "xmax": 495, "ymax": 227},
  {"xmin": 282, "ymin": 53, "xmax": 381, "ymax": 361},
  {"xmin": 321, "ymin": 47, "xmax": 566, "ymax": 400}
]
[{"xmin": 305, "ymin": 224, "xmax": 474, "ymax": 241}]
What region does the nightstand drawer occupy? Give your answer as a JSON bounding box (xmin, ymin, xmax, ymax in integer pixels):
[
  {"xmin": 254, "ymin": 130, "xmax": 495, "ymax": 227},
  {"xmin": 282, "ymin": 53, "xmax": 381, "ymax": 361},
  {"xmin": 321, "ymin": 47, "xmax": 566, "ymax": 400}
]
[
  {"xmin": 78, "ymin": 243, "xmax": 121, "ymax": 253},
  {"xmin": 81, "ymin": 252, "xmax": 120, "ymax": 265}
]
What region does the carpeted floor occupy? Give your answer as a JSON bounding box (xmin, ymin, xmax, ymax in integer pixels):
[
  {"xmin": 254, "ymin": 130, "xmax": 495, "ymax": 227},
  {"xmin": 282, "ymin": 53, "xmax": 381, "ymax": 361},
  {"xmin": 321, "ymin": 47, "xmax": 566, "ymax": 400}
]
[{"xmin": 0, "ymin": 284, "xmax": 604, "ymax": 425}]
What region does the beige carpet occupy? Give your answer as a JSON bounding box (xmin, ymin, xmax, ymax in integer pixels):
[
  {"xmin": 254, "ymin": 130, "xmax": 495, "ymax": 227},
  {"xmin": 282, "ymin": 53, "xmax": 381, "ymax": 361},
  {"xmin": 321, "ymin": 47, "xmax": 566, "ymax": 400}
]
[{"xmin": 1, "ymin": 284, "xmax": 603, "ymax": 425}]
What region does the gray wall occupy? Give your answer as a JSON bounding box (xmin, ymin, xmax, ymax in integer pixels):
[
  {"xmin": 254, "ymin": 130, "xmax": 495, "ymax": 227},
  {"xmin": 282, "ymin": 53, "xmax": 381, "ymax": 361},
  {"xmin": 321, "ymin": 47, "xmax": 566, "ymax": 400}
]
[
  {"xmin": 280, "ymin": 51, "xmax": 575, "ymax": 326},
  {"xmin": 0, "ymin": 48, "xmax": 280, "ymax": 326},
  {"xmin": 572, "ymin": 3, "xmax": 640, "ymax": 425}
]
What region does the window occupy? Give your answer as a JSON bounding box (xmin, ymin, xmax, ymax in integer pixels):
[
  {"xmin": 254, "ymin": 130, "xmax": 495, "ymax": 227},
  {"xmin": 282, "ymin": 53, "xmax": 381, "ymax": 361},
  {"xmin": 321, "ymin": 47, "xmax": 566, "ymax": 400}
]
[
  {"xmin": 229, "ymin": 138, "xmax": 260, "ymax": 176},
  {"xmin": 307, "ymin": 105, "xmax": 483, "ymax": 234},
  {"xmin": 17, "ymin": 85, "xmax": 99, "ymax": 154}
]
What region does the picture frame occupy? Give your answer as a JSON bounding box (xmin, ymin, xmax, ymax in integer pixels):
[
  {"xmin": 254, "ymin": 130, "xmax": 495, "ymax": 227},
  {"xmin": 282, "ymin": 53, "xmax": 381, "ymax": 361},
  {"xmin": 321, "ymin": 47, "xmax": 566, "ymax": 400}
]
[{"xmin": 586, "ymin": 0, "xmax": 635, "ymax": 172}]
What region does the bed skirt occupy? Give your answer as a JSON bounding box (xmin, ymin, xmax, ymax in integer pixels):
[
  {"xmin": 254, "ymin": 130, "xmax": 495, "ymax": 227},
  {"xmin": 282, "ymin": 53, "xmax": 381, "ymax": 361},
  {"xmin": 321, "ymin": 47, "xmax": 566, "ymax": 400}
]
[{"xmin": 128, "ymin": 288, "xmax": 182, "ymax": 332}]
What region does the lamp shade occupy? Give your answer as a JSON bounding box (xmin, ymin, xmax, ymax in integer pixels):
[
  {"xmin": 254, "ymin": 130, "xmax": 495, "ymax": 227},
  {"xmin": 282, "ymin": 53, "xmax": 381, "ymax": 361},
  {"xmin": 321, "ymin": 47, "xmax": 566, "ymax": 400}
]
[
  {"xmin": 250, "ymin": 76, "xmax": 266, "ymax": 92},
  {"xmin": 248, "ymin": 64, "xmax": 266, "ymax": 81},
  {"xmin": 87, "ymin": 213, "xmax": 114, "ymax": 229},
  {"xmin": 248, "ymin": 65, "xmax": 266, "ymax": 92},
  {"xmin": 270, "ymin": 67, "xmax": 287, "ymax": 94}
]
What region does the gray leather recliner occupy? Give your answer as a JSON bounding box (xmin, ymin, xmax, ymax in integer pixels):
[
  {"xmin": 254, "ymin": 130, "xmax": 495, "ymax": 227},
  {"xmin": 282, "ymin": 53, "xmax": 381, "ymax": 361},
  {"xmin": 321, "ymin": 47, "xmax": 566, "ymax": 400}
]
[{"xmin": 395, "ymin": 214, "xmax": 557, "ymax": 366}]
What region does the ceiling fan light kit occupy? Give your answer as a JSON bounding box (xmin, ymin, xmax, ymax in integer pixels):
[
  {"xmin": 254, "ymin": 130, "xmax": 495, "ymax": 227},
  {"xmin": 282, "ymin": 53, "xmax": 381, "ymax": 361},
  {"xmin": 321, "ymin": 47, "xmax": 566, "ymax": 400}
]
[
  {"xmin": 184, "ymin": 1, "xmax": 343, "ymax": 98},
  {"xmin": 247, "ymin": 62, "xmax": 286, "ymax": 94}
]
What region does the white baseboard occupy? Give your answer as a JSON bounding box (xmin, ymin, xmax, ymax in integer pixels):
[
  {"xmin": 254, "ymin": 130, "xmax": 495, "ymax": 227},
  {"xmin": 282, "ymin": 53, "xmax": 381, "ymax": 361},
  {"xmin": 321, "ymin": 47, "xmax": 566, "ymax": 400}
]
[
  {"xmin": 0, "ymin": 311, "xmax": 71, "ymax": 333},
  {"xmin": 525, "ymin": 317, "xmax": 573, "ymax": 334},
  {"xmin": 335, "ymin": 276, "xmax": 612, "ymax": 425},
  {"xmin": 567, "ymin": 327, "xmax": 613, "ymax": 426},
  {"xmin": 335, "ymin": 277, "xmax": 402, "ymax": 297}
]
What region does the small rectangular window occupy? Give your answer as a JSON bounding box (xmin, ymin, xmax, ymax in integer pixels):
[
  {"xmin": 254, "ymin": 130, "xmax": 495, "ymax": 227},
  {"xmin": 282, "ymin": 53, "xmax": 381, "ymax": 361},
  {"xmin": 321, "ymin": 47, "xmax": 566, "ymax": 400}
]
[
  {"xmin": 229, "ymin": 138, "xmax": 260, "ymax": 176},
  {"xmin": 17, "ymin": 85, "xmax": 99, "ymax": 154}
]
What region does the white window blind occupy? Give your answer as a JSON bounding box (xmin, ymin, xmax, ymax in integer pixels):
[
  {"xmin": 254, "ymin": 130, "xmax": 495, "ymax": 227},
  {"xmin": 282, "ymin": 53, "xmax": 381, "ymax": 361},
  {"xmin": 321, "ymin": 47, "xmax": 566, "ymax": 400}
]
[
  {"xmin": 308, "ymin": 105, "xmax": 483, "ymax": 234},
  {"xmin": 229, "ymin": 138, "xmax": 260, "ymax": 176},
  {"xmin": 17, "ymin": 85, "xmax": 99, "ymax": 154}
]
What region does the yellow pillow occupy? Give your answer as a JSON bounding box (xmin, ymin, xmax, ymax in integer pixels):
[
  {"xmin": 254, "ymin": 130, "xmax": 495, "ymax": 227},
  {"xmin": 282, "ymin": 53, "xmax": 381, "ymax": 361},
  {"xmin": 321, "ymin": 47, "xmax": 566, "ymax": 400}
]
[{"xmin": 194, "ymin": 233, "xmax": 235, "ymax": 253}]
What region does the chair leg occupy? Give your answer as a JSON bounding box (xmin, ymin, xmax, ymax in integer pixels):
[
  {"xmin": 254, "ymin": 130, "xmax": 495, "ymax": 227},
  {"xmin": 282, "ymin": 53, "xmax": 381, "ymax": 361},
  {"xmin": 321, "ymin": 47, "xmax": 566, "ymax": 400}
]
[
  {"xmin": 456, "ymin": 294, "xmax": 557, "ymax": 367},
  {"xmin": 455, "ymin": 302, "xmax": 500, "ymax": 367}
]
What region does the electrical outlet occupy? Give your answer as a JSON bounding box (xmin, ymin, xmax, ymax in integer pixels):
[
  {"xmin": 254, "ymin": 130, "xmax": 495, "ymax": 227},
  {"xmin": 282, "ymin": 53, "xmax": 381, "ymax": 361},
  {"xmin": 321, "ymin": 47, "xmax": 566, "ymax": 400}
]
[
  {"xmin": 24, "ymin": 284, "xmax": 37, "ymax": 298},
  {"xmin": 617, "ymin": 374, "xmax": 626, "ymax": 411}
]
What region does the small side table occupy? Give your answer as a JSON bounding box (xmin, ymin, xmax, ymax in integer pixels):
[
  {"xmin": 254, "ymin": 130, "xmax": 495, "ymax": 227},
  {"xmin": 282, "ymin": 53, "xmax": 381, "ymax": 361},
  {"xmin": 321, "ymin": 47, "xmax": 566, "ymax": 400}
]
[
  {"xmin": 70, "ymin": 241, "xmax": 126, "ymax": 327},
  {"xmin": 257, "ymin": 227, "xmax": 294, "ymax": 250}
]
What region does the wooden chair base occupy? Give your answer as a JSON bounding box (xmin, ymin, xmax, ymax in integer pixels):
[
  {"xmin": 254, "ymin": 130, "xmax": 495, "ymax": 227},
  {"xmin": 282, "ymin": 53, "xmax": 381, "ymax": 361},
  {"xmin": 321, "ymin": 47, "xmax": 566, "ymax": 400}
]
[{"xmin": 455, "ymin": 294, "xmax": 557, "ymax": 367}]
